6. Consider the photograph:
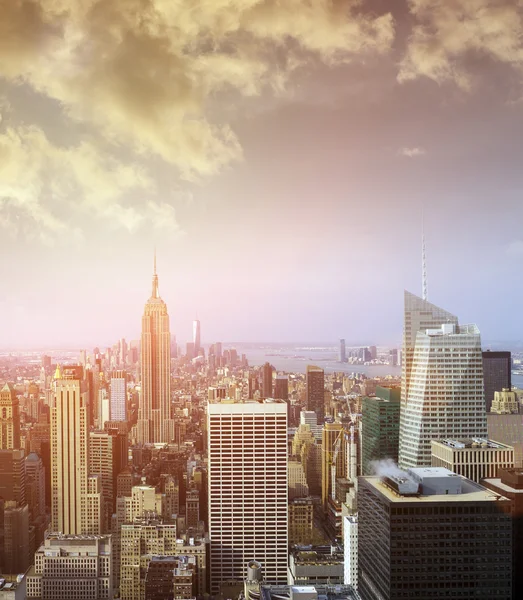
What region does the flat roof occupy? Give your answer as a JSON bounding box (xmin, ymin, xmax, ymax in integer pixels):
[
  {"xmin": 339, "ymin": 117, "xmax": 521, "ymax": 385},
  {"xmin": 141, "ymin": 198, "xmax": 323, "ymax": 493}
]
[
  {"xmin": 363, "ymin": 476, "xmax": 509, "ymax": 503},
  {"xmin": 433, "ymin": 438, "xmax": 512, "ymax": 450},
  {"xmin": 483, "ymin": 477, "xmax": 523, "ymax": 495}
]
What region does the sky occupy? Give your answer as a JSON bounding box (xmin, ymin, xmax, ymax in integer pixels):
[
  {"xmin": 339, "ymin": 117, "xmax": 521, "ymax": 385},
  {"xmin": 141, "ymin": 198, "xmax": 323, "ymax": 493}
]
[{"xmin": 1, "ymin": 0, "xmax": 523, "ymax": 348}]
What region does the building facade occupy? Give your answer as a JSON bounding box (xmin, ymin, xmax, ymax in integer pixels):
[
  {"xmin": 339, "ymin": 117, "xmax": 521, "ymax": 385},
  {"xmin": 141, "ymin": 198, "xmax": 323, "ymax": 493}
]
[
  {"xmin": 138, "ymin": 259, "xmax": 173, "ymax": 444},
  {"xmin": 51, "ymin": 366, "xmax": 98, "ymax": 534},
  {"xmin": 361, "ymin": 386, "xmax": 400, "ymax": 475},
  {"xmin": 399, "ymin": 318, "xmax": 488, "ymax": 468},
  {"xmin": 0, "ymin": 383, "xmax": 20, "ymax": 450},
  {"xmin": 358, "ymin": 468, "xmax": 512, "ymax": 600},
  {"xmin": 306, "ymin": 366, "xmax": 325, "ymax": 424},
  {"xmin": 483, "ymin": 350, "xmax": 511, "ymax": 413},
  {"xmin": 431, "ymin": 438, "xmax": 514, "ymax": 482},
  {"xmin": 208, "ymin": 399, "xmax": 288, "ymax": 593},
  {"xmin": 26, "ymin": 534, "xmax": 112, "ymax": 600}
]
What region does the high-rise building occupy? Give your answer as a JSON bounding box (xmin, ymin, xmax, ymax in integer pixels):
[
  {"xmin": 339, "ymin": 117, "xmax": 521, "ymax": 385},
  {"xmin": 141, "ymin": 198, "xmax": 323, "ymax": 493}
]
[
  {"xmin": 431, "ymin": 438, "xmax": 514, "ymax": 482},
  {"xmin": 288, "ymin": 498, "xmax": 314, "ymax": 545},
  {"xmin": 26, "ymin": 534, "xmax": 113, "ymax": 600},
  {"xmin": 109, "ymin": 370, "xmax": 127, "ymax": 422},
  {"xmin": 2, "ymin": 501, "xmax": 30, "ymax": 575},
  {"xmin": 273, "ymin": 376, "xmax": 289, "ymax": 400},
  {"xmin": 483, "ymin": 350, "xmax": 511, "ymax": 413},
  {"xmin": 0, "ymin": 383, "xmax": 20, "ymax": 450},
  {"xmin": 321, "ymin": 422, "xmax": 347, "ymax": 510},
  {"xmin": 89, "ymin": 431, "xmax": 128, "ymax": 531},
  {"xmin": 492, "ymin": 389, "xmax": 519, "ymax": 414},
  {"xmin": 399, "ymin": 300, "xmax": 488, "ymax": 468},
  {"xmin": 339, "ymin": 339, "xmax": 346, "ymax": 363},
  {"xmin": 483, "ymin": 468, "xmax": 523, "ymax": 598},
  {"xmin": 261, "ymin": 362, "xmax": 273, "ymax": 398},
  {"xmin": 361, "ymin": 386, "xmax": 400, "ymax": 475},
  {"xmin": 51, "ymin": 366, "xmax": 100, "ymax": 534},
  {"xmin": 0, "ymin": 449, "xmax": 26, "ymax": 505},
  {"xmin": 306, "ymin": 366, "xmax": 325, "ymax": 423},
  {"xmin": 193, "ymin": 319, "xmax": 201, "ymax": 354},
  {"xmin": 208, "ymin": 399, "xmax": 288, "ymax": 593},
  {"xmin": 358, "ymin": 468, "xmax": 512, "ymax": 600},
  {"xmin": 343, "ymin": 515, "xmax": 358, "ymax": 589},
  {"xmin": 401, "ymin": 291, "xmax": 458, "ymax": 412},
  {"xmin": 138, "ymin": 257, "xmax": 173, "ymax": 444},
  {"xmin": 25, "ymin": 452, "xmax": 46, "ymax": 520},
  {"xmin": 119, "ymin": 517, "xmax": 178, "ymax": 600}
]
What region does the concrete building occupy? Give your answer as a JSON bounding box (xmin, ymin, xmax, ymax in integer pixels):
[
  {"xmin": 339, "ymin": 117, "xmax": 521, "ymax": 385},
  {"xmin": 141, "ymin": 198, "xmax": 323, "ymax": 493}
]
[
  {"xmin": 26, "ymin": 534, "xmax": 112, "ymax": 600},
  {"xmin": 289, "ymin": 498, "xmax": 314, "ymax": 545},
  {"xmin": 399, "ymin": 317, "xmax": 488, "ymax": 468},
  {"xmin": 138, "ymin": 256, "xmax": 173, "ymax": 444},
  {"xmin": 109, "ymin": 371, "xmax": 127, "ymax": 422},
  {"xmin": 322, "ymin": 423, "xmax": 347, "ymax": 510},
  {"xmin": 306, "ymin": 366, "xmax": 325, "ymax": 424},
  {"xmin": 288, "ymin": 547, "xmax": 344, "ymax": 586},
  {"xmin": 0, "ymin": 449, "xmax": 26, "ymax": 505},
  {"xmin": 289, "ymin": 460, "xmax": 309, "ymax": 500},
  {"xmin": 274, "ymin": 376, "xmax": 289, "ymax": 401},
  {"xmin": 492, "ymin": 389, "xmax": 519, "ymax": 414},
  {"xmin": 361, "ymin": 386, "xmax": 400, "ymax": 475},
  {"xmin": 358, "ymin": 467, "xmax": 512, "ymax": 600},
  {"xmin": 431, "ymin": 438, "xmax": 514, "ymax": 482},
  {"xmin": 2, "ymin": 501, "xmax": 30, "ymax": 574},
  {"xmin": 487, "ymin": 413, "xmax": 523, "ymax": 467},
  {"xmin": 0, "ymin": 383, "xmax": 20, "ymax": 450},
  {"xmin": 119, "ymin": 517, "xmax": 178, "ymax": 600},
  {"xmin": 483, "ymin": 350, "xmax": 511, "ymax": 413},
  {"xmin": 51, "ymin": 366, "xmax": 102, "ymax": 534},
  {"xmin": 483, "ymin": 468, "xmax": 523, "ymax": 599},
  {"xmin": 144, "ymin": 555, "xmax": 197, "ymax": 600},
  {"xmin": 208, "ymin": 399, "xmax": 288, "ymax": 592},
  {"xmin": 343, "ymin": 515, "xmax": 357, "ymax": 589},
  {"xmin": 89, "ymin": 430, "xmax": 128, "ymax": 530},
  {"xmin": 339, "ymin": 340, "xmax": 346, "ymax": 363},
  {"xmin": 261, "ymin": 363, "xmax": 273, "ymax": 398}
]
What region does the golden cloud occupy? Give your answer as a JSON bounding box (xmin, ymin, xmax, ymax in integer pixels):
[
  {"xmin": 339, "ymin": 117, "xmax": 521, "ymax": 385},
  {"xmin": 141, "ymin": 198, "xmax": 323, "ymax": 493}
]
[
  {"xmin": 399, "ymin": 0, "xmax": 523, "ymax": 88},
  {"xmin": 1, "ymin": 0, "xmax": 395, "ymax": 177}
]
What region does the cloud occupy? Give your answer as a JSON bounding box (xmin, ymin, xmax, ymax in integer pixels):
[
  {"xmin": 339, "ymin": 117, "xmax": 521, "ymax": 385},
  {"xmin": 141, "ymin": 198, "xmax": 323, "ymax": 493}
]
[
  {"xmin": 399, "ymin": 146, "xmax": 426, "ymax": 157},
  {"xmin": 399, "ymin": 0, "xmax": 523, "ymax": 89},
  {"xmin": 506, "ymin": 240, "xmax": 523, "ymax": 256},
  {"xmin": 0, "ymin": 0, "xmax": 395, "ymax": 178},
  {"xmin": 0, "ymin": 117, "xmax": 178, "ymax": 244}
]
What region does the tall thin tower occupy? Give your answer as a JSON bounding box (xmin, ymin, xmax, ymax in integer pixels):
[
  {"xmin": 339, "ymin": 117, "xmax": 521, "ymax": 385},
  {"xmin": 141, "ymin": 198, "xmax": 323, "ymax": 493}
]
[
  {"xmin": 422, "ymin": 212, "xmax": 428, "ymax": 301},
  {"xmin": 138, "ymin": 255, "xmax": 173, "ymax": 444},
  {"xmin": 51, "ymin": 366, "xmax": 89, "ymax": 534},
  {"xmin": 193, "ymin": 319, "xmax": 201, "ymax": 355}
]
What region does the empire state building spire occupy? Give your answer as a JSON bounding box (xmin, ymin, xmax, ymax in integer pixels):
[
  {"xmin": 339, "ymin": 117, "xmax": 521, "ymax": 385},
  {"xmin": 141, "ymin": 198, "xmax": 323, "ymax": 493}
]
[{"xmin": 152, "ymin": 249, "xmax": 159, "ymax": 298}]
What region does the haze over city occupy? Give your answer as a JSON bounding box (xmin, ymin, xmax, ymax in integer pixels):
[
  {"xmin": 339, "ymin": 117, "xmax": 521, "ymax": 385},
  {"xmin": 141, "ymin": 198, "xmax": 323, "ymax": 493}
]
[{"xmin": 2, "ymin": 0, "xmax": 523, "ymax": 347}]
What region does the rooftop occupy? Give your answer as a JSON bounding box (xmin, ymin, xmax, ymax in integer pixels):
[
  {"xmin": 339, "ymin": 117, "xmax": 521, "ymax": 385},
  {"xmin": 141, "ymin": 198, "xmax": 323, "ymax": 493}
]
[
  {"xmin": 365, "ymin": 474, "xmax": 509, "ymax": 503},
  {"xmin": 434, "ymin": 438, "xmax": 511, "ymax": 450}
]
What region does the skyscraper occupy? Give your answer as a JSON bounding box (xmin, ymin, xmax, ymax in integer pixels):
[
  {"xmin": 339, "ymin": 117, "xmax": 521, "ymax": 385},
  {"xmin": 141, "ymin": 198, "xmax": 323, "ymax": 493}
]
[
  {"xmin": 193, "ymin": 319, "xmax": 201, "ymax": 354},
  {"xmin": 401, "ymin": 291, "xmax": 458, "ymax": 412},
  {"xmin": 208, "ymin": 399, "xmax": 288, "ymax": 593},
  {"xmin": 138, "ymin": 256, "xmax": 173, "ymax": 444},
  {"xmin": 339, "ymin": 339, "xmax": 346, "ymax": 363},
  {"xmin": 306, "ymin": 365, "xmax": 325, "ymax": 423},
  {"xmin": 399, "ymin": 314, "xmax": 488, "ymax": 468},
  {"xmin": 261, "ymin": 362, "xmax": 273, "ymax": 398},
  {"xmin": 110, "ymin": 370, "xmax": 127, "ymax": 422},
  {"xmin": 483, "ymin": 350, "xmax": 512, "ymax": 413},
  {"xmin": 361, "ymin": 386, "xmax": 400, "ymax": 475},
  {"xmin": 358, "ymin": 468, "xmax": 512, "ymax": 600},
  {"xmin": 0, "ymin": 382, "xmax": 20, "ymax": 450},
  {"xmin": 51, "ymin": 366, "xmax": 93, "ymax": 534}
]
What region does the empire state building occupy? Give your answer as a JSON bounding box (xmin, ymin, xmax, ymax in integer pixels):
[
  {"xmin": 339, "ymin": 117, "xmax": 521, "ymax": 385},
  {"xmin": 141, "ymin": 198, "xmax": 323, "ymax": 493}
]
[{"xmin": 138, "ymin": 258, "xmax": 173, "ymax": 444}]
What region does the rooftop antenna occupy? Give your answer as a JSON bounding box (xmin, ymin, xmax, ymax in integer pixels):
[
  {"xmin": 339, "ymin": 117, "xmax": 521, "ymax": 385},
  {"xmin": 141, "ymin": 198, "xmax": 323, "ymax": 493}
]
[
  {"xmin": 422, "ymin": 209, "xmax": 428, "ymax": 301},
  {"xmin": 152, "ymin": 247, "xmax": 159, "ymax": 298}
]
